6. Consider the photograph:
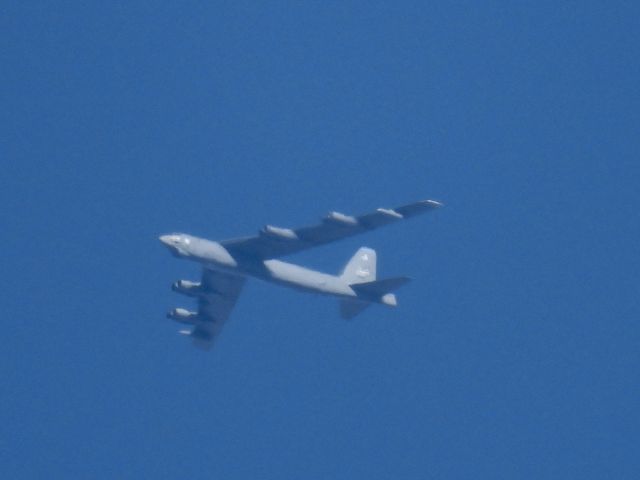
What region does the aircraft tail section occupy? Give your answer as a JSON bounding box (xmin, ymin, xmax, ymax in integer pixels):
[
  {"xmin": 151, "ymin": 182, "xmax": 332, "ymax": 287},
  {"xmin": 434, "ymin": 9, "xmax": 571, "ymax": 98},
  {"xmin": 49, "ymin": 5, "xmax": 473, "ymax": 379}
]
[
  {"xmin": 339, "ymin": 247, "xmax": 411, "ymax": 319},
  {"xmin": 340, "ymin": 247, "xmax": 376, "ymax": 284}
]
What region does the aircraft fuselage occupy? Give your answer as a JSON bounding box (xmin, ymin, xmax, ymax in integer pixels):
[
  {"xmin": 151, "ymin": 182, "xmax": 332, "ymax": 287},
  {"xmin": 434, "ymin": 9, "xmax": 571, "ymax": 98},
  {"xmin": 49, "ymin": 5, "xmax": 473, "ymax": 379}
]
[{"xmin": 160, "ymin": 233, "xmax": 356, "ymax": 299}]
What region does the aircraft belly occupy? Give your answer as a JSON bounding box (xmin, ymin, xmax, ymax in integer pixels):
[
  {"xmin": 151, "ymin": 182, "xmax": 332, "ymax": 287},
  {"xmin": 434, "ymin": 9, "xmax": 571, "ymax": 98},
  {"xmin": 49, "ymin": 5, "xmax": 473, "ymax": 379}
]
[{"xmin": 263, "ymin": 259, "xmax": 354, "ymax": 297}]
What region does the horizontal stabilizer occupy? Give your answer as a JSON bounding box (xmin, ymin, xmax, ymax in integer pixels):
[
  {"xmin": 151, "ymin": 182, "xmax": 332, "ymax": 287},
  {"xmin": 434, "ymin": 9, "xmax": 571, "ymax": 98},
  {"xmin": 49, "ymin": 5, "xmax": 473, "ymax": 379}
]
[
  {"xmin": 340, "ymin": 299, "xmax": 371, "ymax": 319},
  {"xmin": 350, "ymin": 276, "xmax": 412, "ymax": 298}
]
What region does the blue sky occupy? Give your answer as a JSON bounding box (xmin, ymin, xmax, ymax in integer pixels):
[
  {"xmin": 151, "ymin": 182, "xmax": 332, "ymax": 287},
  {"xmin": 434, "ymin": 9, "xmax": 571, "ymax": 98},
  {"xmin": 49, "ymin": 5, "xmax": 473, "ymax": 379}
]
[{"xmin": 2, "ymin": 2, "xmax": 639, "ymax": 478}]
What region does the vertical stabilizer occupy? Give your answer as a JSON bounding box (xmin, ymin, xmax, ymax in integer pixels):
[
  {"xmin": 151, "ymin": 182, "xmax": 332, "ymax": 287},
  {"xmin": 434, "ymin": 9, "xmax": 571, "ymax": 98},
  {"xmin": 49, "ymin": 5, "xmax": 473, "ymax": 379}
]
[
  {"xmin": 340, "ymin": 247, "xmax": 376, "ymax": 284},
  {"xmin": 339, "ymin": 247, "xmax": 376, "ymax": 319}
]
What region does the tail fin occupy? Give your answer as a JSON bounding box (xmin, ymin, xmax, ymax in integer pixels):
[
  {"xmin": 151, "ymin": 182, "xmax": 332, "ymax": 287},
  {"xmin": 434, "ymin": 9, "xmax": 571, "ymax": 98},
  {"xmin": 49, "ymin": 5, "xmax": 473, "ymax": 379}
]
[
  {"xmin": 340, "ymin": 247, "xmax": 376, "ymax": 284},
  {"xmin": 338, "ymin": 247, "xmax": 376, "ymax": 319}
]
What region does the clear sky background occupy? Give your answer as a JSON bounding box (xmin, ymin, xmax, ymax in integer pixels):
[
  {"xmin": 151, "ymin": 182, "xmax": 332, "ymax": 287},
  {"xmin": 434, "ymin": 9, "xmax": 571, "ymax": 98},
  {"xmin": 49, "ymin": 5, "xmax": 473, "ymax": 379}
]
[{"xmin": 2, "ymin": 2, "xmax": 639, "ymax": 479}]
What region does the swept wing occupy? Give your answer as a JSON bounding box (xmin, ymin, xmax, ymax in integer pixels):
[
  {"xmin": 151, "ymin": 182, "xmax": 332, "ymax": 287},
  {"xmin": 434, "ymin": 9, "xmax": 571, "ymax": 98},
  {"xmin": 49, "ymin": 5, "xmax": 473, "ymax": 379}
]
[
  {"xmin": 221, "ymin": 199, "xmax": 442, "ymax": 259},
  {"xmin": 183, "ymin": 269, "xmax": 245, "ymax": 350}
]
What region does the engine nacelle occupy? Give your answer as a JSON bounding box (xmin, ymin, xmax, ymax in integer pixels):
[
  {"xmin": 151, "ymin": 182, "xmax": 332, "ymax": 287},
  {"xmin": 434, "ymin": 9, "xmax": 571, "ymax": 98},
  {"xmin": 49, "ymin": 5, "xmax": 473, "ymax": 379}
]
[
  {"xmin": 260, "ymin": 224, "xmax": 298, "ymax": 240},
  {"xmin": 172, "ymin": 280, "xmax": 203, "ymax": 297},
  {"xmin": 324, "ymin": 211, "xmax": 358, "ymax": 226},
  {"xmin": 167, "ymin": 308, "xmax": 199, "ymax": 324},
  {"xmin": 376, "ymin": 207, "xmax": 403, "ymax": 219}
]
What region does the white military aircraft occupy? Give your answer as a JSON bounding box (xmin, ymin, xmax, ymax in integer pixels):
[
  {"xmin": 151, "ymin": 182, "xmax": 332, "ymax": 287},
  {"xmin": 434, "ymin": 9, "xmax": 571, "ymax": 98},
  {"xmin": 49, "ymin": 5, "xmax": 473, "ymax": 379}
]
[{"xmin": 160, "ymin": 199, "xmax": 442, "ymax": 349}]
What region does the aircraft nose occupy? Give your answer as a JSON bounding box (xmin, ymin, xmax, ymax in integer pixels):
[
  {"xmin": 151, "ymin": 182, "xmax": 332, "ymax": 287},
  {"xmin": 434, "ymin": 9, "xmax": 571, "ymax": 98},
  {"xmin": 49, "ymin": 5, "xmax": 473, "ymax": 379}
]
[{"xmin": 159, "ymin": 234, "xmax": 174, "ymax": 246}]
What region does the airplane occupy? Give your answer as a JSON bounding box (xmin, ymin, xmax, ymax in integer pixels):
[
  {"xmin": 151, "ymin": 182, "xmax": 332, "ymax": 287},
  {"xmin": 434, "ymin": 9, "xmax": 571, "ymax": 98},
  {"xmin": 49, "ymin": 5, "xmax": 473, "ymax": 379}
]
[{"xmin": 159, "ymin": 199, "xmax": 442, "ymax": 350}]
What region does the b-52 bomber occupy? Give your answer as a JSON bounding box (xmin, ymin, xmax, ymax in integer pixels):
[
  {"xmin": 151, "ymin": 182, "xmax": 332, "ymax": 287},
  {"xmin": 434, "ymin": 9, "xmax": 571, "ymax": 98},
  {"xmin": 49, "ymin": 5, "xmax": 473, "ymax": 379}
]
[{"xmin": 160, "ymin": 199, "xmax": 442, "ymax": 349}]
